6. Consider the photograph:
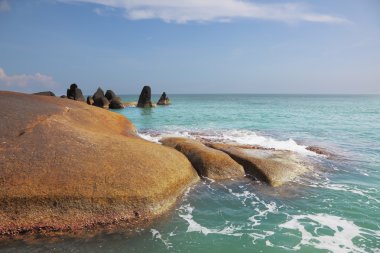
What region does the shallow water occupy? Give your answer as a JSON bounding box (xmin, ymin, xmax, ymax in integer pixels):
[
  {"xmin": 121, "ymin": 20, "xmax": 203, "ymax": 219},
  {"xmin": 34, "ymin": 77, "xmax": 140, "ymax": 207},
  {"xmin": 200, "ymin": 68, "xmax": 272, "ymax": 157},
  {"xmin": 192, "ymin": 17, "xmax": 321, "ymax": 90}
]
[{"xmin": 1, "ymin": 94, "xmax": 379, "ymax": 252}]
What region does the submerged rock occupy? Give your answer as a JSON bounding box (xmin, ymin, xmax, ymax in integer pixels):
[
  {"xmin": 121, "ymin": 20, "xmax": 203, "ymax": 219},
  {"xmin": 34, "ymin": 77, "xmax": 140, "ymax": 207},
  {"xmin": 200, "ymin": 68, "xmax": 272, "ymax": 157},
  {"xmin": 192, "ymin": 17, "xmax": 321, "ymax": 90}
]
[
  {"xmin": 137, "ymin": 86, "xmax": 153, "ymax": 108},
  {"xmin": 33, "ymin": 91, "xmax": 56, "ymax": 96},
  {"xmin": 92, "ymin": 87, "xmax": 109, "ymax": 109},
  {"xmin": 157, "ymin": 92, "xmax": 171, "ymax": 105},
  {"xmin": 0, "ymin": 91, "xmax": 199, "ymax": 235},
  {"xmin": 207, "ymin": 143, "xmax": 308, "ymax": 187},
  {"xmin": 160, "ymin": 137, "xmax": 245, "ymax": 180},
  {"xmin": 105, "ymin": 90, "xmax": 124, "ymax": 109},
  {"xmin": 66, "ymin": 83, "xmax": 85, "ymax": 102}
]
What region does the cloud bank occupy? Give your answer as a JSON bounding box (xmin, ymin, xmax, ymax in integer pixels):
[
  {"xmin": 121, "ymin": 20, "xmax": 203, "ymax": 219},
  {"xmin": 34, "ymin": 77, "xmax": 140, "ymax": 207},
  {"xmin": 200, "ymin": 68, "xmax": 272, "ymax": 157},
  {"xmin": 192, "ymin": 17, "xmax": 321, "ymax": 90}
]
[
  {"xmin": 0, "ymin": 68, "xmax": 57, "ymax": 90},
  {"xmin": 0, "ymin": 0, "xmax": 10, "ymax": 12},
  {"xmin": 60, "ymin": 0, "xmax": 347, "ymax": 24}
]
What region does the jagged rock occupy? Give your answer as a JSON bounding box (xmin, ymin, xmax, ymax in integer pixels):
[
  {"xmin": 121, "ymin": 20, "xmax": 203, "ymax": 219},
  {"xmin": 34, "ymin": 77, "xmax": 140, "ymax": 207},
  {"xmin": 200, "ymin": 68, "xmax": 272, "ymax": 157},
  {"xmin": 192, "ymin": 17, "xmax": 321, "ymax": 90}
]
[
  {"xmin": 92, "ymin": 87, "xmax": 109, "ymax": 109},
  {"xmin": 157, "ymin": 92, "xmax": 171, "ymax": 105},
  {"xmin": 105, "ymin": 90, "xmax": 124, "ymax": 109},
  {"xmin": 33, "ymin": 91, "xmax": 56, "ymax": 96},
  {"xmin": 66, "ymin": 83, "xmax": 85, "ymax": 102},
  {"xmin": 137, "ymin": 86, "xmax": 153, "ymax": 108},
  {"xmin": 207, "ymin": 143, "xmax": 309, "ymax": 187},
  {"xmin": 87, "ymin": 96, "xmax": 94, "ymax": 105},
  {"xmin": 0, "ymin": 91, "xmax": 199, "ymax": 235},
  {"xmin": 160, "ymin": 137, "xmax": 245, "ymax": 180}
]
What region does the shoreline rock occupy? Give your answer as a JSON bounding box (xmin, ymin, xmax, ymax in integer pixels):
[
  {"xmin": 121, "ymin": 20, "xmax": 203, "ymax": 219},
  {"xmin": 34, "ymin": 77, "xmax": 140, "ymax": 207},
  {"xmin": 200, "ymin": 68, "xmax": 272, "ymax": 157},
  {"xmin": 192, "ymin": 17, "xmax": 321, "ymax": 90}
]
[
  {"xmin": 160, "ymin": 137, "xmax": 245, "ymax": 180},
  {"xmin": 67, "ymin": 83, "xmax": 85, "ymax": 102},
  {"xmin": 0, "ymin": 91, "xmax": 199, "ymax": 236},
  {"xmin": 157, "ymin": 92, "xmax": 171, "ymax": 105}
]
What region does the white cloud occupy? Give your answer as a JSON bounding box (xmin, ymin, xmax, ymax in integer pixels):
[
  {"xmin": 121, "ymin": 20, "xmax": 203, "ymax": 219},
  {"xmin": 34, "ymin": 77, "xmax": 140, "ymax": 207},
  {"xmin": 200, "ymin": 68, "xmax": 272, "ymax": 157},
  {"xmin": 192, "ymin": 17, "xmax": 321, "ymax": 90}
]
[
  {"xmin": 60, "ymin": 0, "xmax": 348, "ymax": 24},
  {"xmin": 0, "ymin": 0, "xmax": 10, "ymax": 12},
  {"xmin": 0, "ymin": 68, "xmax": 57, "ymax": 90}
]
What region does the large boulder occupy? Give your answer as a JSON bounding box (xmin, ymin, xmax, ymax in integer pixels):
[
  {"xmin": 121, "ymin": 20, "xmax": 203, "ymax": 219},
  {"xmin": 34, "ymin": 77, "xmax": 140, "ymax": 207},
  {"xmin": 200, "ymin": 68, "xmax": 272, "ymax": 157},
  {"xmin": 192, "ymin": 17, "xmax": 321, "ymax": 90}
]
[
  {"xmin": 33, "ymin": 91, "xmax": 56, "ymax": 96},
  {"xmin": 66, "ymin": 83, "xmax": 85, "ymax": 102},
  {"xmin": 137, "ymin": 86, "xmax": 153, "ymax": 108},
  {"xmin": 206, "ymin": 143, "xmax": 308, "ymax": 187},
  {"xmin": 157, "ymin": 92, "xmax": 171, "ymax": 105},
  {"xmin": 0, "ymin": 91, "xmax": 199, "ymax": 235},
  {"xmin": 105, "ymin": 90, "xmax": 124, "ymax": 109},
  {"xmin": 92, "ymin": 87, "xmax": 110, "ymax": 109},
  {"xmin": 160, "ymin": 137, "xmax": 245, "ymax": 180}
]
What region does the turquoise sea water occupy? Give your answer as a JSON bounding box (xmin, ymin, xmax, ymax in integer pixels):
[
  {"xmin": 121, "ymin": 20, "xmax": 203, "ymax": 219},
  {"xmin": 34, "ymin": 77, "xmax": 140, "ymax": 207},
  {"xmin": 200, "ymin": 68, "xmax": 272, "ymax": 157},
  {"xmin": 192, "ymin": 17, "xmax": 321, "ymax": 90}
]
[{"xmin": 2, "ymin": 94, "xmax": 380, "ymax": 253}]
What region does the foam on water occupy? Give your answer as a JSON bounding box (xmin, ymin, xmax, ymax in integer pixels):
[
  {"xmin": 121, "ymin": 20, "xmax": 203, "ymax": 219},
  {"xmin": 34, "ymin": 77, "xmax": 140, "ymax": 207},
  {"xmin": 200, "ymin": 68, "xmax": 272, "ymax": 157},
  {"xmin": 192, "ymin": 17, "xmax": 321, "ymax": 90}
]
[
  {"xmin": 279, "ymin": 214, "xmax": 371, "ymax": 253},
  {"xmin": 151, "ymin": 229, "xmax": 173, "ymax": 249},
  {"xmin": 138, "ymin": 129, "xmax": 317, "ymax": 155}
]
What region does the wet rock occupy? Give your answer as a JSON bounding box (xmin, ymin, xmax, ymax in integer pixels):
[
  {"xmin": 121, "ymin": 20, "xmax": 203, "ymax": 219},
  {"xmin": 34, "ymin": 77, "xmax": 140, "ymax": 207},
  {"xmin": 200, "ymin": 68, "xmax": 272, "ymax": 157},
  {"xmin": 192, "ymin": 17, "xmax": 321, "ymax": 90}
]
[
  {"xmin": 207, "ymin": 143, "xmax": 309, "ymax": 187},
  {"xmin": 160, "ymin": 137, "xmax": 245, "ymax": 180},
  {"xmin": 66, "ymin": 83, "xmax": 85, "ymax": 102},
  {"xmin": 137, "ymin": 86, "xmax": 153, "ymax": 108},
  {"xmin": 92, "ymin": 87, "xmax": 109, "ymax": 109},
  {"xmin": 306, "ymin": 146, "xmax": 332, "ymax": 157},
  {"xmin": 157, "ymin": 92, "xmax": 171, "ymax": 105},
  {"xmin": 33, "ymin": 91, "xmax": 55, "ymax": 96}
]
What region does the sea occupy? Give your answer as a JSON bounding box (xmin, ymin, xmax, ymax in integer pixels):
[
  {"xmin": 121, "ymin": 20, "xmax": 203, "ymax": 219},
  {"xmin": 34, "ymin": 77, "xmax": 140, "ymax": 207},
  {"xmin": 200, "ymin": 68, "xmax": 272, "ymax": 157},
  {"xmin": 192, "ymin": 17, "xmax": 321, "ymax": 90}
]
[{"xmin": 2, "ymin": 94, "xmax": 380, "ymax": 253}]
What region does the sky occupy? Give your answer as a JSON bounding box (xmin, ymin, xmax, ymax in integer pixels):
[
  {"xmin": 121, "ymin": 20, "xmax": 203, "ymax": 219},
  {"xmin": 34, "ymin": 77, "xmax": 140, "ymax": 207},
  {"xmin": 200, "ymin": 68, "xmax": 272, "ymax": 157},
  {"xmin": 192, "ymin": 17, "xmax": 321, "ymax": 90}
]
[{"xmin": 0, "ymin": 0, "xmax": 379, "ymax": 95}]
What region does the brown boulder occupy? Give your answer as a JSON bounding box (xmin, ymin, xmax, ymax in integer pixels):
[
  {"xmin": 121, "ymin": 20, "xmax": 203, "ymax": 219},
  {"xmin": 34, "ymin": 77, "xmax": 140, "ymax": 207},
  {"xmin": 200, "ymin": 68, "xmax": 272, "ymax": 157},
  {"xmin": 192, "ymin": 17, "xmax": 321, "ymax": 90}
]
[
  {"xmin": 207, "ymin": 143, "xmax": 308, "ymax": 187},
  {"xmin": 0, "ymin": 91, "xmax": 199, "ymax": 235},
  {"xmin": 160, "ymin": 137, "xmax": 245, "ymax": 180}
]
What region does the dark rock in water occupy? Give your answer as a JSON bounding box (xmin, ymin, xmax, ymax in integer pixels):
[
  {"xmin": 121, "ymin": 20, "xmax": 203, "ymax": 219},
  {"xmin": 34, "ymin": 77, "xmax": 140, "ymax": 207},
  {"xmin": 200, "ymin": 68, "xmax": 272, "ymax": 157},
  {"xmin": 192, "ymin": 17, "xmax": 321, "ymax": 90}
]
[
  {"xmin": 92, "ymin": 87, "xmax": 109, "ymax": 109},
  {"xmin": 33, "ymin": 91, "xmax": 56, "ymax": 96},
  {"xmin": 160, "ymin": 137, "xmax": 245, "ymax": 180},
  {"xmin": 87, "ymin": 96, "xmax": 94, "ymax": 105},
  {"xmin": 137, "ymin": 86, "xmax": 153, "ymax": 108},
  {"xmin": 66, "ymin": 83, "xmax": 85, "ymax": 102},
  {"xmin": 157, "ymin": 92, "xmax": 171, "ymax": 105},
  {"xmin": 105, "ymin": 90, "xmax": 124, "ymax": 109},
  {"xmin": 306, "ymin": 146, "xmax": 332, "ymax": 157}
]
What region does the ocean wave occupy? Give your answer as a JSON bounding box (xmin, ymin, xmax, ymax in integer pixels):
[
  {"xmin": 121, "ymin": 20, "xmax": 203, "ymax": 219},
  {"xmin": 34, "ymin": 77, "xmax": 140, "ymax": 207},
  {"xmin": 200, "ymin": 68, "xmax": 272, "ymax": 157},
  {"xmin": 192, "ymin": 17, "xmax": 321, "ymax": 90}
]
[
  {"xmin": 279, "ymin": 213, "xmax": 372, "ymax": 253},
  {"xmin": 138, "ymin": 128, "xmax": 317, "ymax": 156}
]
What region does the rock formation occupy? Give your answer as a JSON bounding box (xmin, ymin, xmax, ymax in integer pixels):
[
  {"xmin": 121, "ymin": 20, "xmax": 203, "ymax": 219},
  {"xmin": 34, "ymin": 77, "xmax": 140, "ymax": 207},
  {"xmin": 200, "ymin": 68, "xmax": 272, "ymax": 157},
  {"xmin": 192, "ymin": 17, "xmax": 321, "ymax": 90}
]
[
  {"xmin": 137, "ymin": 86, "xmax": 153, "ymax": 108},
  {"xmin": 0, "ymin": 91, "xmax": 199, "ymax": 235},
  {"xmin": 87, "ymin": 96, "xmax": 94, "ymax": 105},
  {"xmin": 206, "ymin": 143, "xmax": 308, "ymax": 187},
  {"xmin": 105, "ymin": 90, "xmax": 124, "ymax": 109},
  {"xmin": 92, "ymin": 87, "xmax": 110, "ymax": 109},
  {"xmin": 66, "ymin": 83, "xmax": 85, "ymax": 102},
  {"xmin": 160, "ymin": 137, "xmax": 245, "ymax": 180},
  {"xmin": 157, "ymin": 92, "xmax": 171, "ymax": 105},
  {"xmin": 33, "ymin": 91, "xmax": 56, "ymax": 96}
]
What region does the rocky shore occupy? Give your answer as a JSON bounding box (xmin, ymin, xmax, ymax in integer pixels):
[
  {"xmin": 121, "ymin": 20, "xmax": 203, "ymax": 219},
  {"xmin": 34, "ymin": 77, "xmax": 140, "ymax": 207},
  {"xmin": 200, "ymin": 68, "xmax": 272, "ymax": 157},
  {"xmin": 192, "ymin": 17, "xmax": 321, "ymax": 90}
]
[{"xmin": 0, "ymin": 90, "xmax": 318, "ymax": 237}]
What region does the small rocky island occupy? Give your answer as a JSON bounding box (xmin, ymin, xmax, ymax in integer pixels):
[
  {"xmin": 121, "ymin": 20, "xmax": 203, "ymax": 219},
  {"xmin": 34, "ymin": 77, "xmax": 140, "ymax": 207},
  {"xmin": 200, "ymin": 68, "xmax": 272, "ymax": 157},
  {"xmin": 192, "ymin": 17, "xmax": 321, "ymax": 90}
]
[{"xmin": 0, "ymin": 87, "xmax": 321, "ymax": 237}]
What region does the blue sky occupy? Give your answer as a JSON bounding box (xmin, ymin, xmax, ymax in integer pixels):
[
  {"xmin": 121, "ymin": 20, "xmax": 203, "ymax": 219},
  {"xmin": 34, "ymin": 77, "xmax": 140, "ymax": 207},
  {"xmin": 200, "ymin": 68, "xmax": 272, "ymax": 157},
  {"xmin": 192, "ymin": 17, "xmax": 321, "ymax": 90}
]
[{"xmin": 0, "ymin": 0, "xmax": 379, "ymax": 95}]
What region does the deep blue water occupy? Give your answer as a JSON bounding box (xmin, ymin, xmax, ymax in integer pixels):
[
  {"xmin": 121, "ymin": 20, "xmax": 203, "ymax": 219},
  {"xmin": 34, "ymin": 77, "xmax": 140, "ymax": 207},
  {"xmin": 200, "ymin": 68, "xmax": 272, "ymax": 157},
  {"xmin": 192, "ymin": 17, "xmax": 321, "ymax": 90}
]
[{"xmin": 1, "ymin": 94, "xmax": 379, "ymax": 253}]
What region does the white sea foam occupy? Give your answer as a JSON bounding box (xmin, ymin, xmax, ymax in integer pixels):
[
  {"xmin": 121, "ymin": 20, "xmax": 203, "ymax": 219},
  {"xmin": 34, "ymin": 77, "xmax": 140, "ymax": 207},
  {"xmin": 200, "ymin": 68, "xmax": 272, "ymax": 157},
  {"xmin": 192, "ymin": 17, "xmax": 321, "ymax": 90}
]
[
  {"xmin": 279, "ymin": 214, "xmax": 368, "ymax": 253},
  {"xmin": 151, "ymin": 229, "xmax": 173, "ymax": 249},
  {"xmin": 178, "ymin": 204, "xmax": 243, "ymax": 236},
  {"xmin": 138, "ymin": 129, "xmax": 317, "ymax": 155}
]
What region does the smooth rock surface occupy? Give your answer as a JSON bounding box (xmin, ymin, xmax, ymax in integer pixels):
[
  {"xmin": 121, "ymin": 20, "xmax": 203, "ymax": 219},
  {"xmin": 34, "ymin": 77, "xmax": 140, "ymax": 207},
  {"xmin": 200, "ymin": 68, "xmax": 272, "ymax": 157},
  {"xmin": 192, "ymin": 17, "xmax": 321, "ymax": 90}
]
[
  {"xmin": 160, "ymin": 137, "xmax": 245, "ymax": 180},
  {"xmin": 0, "ymin": 91, "xmax": 199, "ymax": 235},
  {"xmin": 207, "ymin": 143, "xmax": 308, "ymax": 186}
]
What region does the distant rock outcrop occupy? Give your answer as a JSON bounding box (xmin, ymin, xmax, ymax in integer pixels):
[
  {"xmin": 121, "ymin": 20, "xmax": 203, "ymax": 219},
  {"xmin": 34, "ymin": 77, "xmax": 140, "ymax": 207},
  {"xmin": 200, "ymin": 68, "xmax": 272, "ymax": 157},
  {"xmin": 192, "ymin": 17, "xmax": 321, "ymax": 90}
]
[
  {"xmin": 137, "ymin": 86, "xmax": 153, "ymax": 108},
  {"xmin": 87, "ymin": 96, "xmax": 94, "ymax": 105},
  {"xmin": 160, "ymin": 137, "xmax": 245, "ymax": 180},
  {"xmin": 92, "ymin": 87, "xmax": 110, "ymax": 109},
  {"xmin": 33, "ymin": 91, "xmax": 56, "ymax": 96},
  {"xmin": 157, "ymin": 92, "xmax": 171, "ymax": 105},
  {"xmin": 66, "ymin": 83, "xmax": 85, "ymax": 102},
  {"xmin": 105, "ymin": 90, "xmax": 124, "ymax": 109}
]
